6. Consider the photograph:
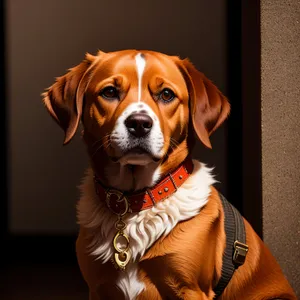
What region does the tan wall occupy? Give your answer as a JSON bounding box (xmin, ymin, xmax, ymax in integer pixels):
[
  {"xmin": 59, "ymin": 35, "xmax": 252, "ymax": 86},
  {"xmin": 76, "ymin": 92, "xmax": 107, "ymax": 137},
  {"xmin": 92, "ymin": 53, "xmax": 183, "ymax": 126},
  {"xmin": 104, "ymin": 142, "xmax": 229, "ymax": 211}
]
[
  {"xmin": 6, "ymin": 0, "xmax": 228, "ymax": 234},
  {"xmin": 261, "ymin": 0, "xmax": 300, "ymax": 295}
]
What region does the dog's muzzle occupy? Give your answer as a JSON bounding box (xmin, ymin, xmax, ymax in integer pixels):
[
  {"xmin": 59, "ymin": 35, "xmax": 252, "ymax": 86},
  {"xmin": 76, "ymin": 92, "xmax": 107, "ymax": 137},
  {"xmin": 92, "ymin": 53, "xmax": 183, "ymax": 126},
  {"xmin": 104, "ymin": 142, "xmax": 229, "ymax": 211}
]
[{"xmin": 110, "ymin": 102, "xmax": 164, "ymax": 162}]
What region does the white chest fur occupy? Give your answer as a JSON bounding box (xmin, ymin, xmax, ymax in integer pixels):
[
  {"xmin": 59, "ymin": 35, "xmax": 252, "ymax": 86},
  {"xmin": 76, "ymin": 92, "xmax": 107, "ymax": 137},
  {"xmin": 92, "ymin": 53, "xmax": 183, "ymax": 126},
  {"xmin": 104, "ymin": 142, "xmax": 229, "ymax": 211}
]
[{"xmin": 77, "ymin": 160, "xmax": 215, "ymax": 300}]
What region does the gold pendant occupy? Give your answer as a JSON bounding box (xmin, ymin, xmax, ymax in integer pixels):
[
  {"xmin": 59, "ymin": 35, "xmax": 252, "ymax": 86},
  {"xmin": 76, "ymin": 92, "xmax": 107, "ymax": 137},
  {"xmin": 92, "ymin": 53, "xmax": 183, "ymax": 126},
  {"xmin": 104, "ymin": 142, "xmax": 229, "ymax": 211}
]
[{"xmin": 112, "ymin": 218, "xmax": 131, "ymax": 270}]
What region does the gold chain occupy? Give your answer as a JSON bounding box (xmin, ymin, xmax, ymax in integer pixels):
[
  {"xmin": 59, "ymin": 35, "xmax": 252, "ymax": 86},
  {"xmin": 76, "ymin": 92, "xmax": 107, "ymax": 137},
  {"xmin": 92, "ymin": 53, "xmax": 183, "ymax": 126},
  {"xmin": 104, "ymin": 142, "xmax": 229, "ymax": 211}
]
[
  {"xmin": 111, "ymin": 216, "xmax": 130, "ymax": 270},
  {"xmin": 106, "ymin": 190, "xmax": 131, "ymax": 271}
]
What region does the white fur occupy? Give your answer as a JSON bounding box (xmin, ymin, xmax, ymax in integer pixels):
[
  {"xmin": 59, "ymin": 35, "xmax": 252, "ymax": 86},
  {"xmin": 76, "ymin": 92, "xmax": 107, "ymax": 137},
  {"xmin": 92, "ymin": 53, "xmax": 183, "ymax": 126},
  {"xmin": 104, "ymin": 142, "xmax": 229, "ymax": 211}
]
[
  {"xmin": 115, "ymin": 264, "xmax": 145, "ymax": 300},
  {"xmin": 77, "ymin": 160, "xmax": 215, "ymax": 300},
  {"xmin": 135, "ymin": 53, "xmax": 146, "ymax": 102}
]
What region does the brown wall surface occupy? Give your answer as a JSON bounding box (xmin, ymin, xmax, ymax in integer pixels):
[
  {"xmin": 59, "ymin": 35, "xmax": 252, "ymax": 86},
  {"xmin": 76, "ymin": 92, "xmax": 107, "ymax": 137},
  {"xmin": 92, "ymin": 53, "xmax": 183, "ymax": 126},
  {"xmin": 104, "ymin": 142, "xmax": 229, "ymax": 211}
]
[
  {"xmin": 261, "ymin": 0, "xmax": 300, "ymax": 295},
  {"xmin": 6, "ymin": 0, "xmax": 228, "ymax": 234}
]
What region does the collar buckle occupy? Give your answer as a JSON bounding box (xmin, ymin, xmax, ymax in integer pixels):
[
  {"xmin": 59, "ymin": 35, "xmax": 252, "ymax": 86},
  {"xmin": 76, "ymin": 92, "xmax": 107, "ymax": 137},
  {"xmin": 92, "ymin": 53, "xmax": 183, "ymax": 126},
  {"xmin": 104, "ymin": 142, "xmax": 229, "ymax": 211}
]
[
  {"xmin": 106, "ymin": 189, "xmax": 129, "ymax": 216},
  {"xmin": 233, "ymin": 240, "xmax": 249, "ymax": 266}
]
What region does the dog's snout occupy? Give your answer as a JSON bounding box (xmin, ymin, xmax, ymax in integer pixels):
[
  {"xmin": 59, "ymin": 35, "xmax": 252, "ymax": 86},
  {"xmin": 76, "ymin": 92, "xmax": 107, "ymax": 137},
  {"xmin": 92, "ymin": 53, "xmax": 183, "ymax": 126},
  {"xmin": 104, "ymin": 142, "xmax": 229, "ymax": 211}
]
[{"xmin": 125, "ymin": 113, "xmax": 153, "ymax": 138}]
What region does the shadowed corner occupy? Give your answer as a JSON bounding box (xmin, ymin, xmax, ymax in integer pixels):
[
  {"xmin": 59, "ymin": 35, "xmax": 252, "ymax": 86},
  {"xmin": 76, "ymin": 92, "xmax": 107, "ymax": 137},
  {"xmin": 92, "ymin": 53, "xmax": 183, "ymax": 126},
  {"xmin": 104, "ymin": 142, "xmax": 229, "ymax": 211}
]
[{"xmin": 0, "ymin": 235, "xmax": 89, "ymax": 299}]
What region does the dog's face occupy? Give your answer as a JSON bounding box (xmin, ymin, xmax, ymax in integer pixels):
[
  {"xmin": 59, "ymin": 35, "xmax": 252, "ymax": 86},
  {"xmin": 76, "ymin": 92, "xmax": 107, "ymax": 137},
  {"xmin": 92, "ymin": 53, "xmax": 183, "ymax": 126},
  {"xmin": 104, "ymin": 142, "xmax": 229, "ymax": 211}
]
[
  {"xmin": 81, "ymin": 51, "xmax": 191, "ymax": 166},
  {"xmin": 43, "ymin": 50, "xmax": 229, "ymax": 188}
]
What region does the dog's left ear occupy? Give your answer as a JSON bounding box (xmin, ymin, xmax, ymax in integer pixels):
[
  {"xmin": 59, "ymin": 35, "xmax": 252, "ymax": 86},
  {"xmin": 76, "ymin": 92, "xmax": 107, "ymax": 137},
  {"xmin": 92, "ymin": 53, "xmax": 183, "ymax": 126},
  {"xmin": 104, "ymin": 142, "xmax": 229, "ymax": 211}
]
[{"xmin": 177, "ymin": 58, "xmax": 230, "ymax": 148}]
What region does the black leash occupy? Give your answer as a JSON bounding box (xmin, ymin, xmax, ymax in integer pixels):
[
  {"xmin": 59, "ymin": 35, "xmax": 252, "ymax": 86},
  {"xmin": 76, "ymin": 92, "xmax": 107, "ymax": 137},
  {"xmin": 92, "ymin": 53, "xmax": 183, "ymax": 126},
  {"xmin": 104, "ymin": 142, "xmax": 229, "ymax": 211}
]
[{"xmin": 213, "ymin": 193, "xmax": 249, "ymax": 298}]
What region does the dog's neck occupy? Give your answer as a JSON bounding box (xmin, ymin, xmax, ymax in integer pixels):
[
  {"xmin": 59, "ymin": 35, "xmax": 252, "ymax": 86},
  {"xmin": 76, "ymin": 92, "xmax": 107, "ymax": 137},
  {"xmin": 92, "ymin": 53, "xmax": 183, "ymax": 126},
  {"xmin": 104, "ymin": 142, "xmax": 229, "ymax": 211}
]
[
  {"xmin": 83, "ymin": 132, "xmax": 189, "ymax": 192},
  {"xmin": 96, "ymin": 160, "xmax": 161, "ymax": 191}
]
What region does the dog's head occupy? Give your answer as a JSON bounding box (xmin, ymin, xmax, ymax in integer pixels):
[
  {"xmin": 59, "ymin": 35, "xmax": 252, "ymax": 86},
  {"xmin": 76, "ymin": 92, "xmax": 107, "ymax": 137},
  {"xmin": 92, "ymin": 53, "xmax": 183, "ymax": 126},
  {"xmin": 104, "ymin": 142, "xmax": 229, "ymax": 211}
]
[{"xmin": 42, "ymin": 50, "xmax": 230, "ymax": 189}]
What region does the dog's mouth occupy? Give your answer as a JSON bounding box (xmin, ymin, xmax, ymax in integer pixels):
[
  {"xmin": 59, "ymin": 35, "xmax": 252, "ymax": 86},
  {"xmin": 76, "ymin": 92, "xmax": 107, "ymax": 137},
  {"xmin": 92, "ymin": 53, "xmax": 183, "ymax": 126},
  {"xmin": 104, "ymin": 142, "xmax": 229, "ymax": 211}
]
[
  {"xmin": 110, "ymin": 146, "xmax": 161, "ymax": 165},
  {"xmin": 125, "ymin": 147, "xmax": 148, "ymax": 155}
]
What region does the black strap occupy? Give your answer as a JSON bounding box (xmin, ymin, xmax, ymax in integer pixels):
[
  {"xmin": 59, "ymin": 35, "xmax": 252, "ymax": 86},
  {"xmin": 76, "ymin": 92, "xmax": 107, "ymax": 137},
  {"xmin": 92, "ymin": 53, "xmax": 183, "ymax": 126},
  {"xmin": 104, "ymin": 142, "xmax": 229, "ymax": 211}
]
[{"xmin": 213, "ymin": 193, "xmax": 248, "ymax": 299}]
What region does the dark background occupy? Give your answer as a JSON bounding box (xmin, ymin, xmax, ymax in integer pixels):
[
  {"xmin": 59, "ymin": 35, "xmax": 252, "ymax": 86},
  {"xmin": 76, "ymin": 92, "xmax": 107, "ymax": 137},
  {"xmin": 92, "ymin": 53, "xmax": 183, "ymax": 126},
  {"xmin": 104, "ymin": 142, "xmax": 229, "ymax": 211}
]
[
  {"xmin": 1, "ymin": 0, "xmax": 261, "ymax": 299},
  {"xmin": 7, "ymin": 0, "xmax": 229, "ymax": 236}
]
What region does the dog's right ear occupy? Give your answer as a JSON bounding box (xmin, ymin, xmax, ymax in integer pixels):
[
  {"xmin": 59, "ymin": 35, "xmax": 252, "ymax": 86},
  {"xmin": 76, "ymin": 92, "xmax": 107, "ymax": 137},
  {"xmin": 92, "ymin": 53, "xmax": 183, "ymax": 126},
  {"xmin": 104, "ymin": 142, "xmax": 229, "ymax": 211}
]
[{"xmin": 42, "ymin": 52, "xmax": 98, "ymax": 145}]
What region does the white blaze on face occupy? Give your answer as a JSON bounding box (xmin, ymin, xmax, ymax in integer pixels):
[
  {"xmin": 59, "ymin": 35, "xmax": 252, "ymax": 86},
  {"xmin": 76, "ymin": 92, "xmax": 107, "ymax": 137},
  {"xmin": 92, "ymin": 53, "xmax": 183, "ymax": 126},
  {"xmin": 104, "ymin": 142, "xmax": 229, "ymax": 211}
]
[{"xmin": 135, "ymin": 53, "xmax": 146, "ymax": 102}]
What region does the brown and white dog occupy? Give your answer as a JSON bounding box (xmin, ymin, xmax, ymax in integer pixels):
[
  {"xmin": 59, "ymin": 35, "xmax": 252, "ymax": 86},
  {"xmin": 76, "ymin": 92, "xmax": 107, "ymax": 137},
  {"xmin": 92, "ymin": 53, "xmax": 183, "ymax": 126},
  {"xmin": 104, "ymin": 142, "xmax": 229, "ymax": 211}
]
[{"xmin": 42, "ymin": 50, "xmax": 296, "ymax": 300}]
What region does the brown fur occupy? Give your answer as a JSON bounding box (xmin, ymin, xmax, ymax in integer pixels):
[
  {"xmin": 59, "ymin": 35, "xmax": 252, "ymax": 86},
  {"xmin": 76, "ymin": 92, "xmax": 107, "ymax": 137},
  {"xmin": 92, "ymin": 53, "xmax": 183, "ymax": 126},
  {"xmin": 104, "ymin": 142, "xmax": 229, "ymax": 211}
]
[{"xmin": 43, "ymin": 50, "xmax": 296, "ymax": 299}]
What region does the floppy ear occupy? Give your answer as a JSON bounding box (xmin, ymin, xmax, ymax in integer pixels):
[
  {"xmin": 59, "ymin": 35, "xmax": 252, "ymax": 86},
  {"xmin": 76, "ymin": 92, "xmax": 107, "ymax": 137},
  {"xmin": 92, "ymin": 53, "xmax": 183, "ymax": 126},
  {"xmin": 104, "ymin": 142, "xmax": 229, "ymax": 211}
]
[
  {"xmin": 178, "ymin": 59, "xmax": 230, "ymax": 148},
  {"xmin": 42, "ymin": 52, "xmax": 97, "ymax": 144}
]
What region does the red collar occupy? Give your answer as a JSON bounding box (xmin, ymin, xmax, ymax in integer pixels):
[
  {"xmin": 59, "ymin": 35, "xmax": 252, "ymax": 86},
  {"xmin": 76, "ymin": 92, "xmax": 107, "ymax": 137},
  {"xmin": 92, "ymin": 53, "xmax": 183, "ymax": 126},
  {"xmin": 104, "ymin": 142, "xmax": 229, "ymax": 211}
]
[{"xmin": 94, "ymin": 157, "xmax": 194, "ymax": 215}]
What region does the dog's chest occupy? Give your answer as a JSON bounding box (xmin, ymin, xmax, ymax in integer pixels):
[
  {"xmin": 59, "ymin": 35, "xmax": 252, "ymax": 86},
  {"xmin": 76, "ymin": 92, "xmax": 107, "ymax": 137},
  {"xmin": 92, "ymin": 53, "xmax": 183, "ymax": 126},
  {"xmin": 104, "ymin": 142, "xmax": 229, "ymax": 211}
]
[{"xmin": 76, "ymin": 161, "xmax": 215, "ymax": 299}]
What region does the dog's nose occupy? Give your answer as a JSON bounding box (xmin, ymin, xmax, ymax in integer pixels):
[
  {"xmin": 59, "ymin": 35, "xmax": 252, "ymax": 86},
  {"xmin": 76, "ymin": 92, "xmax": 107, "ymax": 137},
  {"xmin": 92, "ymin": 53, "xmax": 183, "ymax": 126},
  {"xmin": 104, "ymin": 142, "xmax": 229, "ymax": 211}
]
[{"xmin": 125, "ymin": 113, "xmax": 153, "ymax": 137}]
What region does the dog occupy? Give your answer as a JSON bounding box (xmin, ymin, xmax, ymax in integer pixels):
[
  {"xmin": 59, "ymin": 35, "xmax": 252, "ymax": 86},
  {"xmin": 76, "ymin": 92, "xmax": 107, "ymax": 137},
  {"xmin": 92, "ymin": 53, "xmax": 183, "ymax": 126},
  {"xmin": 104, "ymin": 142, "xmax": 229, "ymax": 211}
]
[{"xmin": 42, "ymin": 50, "xmax": 296, "ymax": 300}]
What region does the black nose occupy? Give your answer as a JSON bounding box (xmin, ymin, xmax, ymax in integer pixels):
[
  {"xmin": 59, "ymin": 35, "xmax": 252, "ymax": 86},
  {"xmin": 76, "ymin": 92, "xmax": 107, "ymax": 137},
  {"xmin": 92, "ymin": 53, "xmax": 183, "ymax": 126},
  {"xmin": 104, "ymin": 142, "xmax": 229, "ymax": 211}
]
[{"xmin": 125, "ymin": 113, "xmax": 153, "ymax": 137}]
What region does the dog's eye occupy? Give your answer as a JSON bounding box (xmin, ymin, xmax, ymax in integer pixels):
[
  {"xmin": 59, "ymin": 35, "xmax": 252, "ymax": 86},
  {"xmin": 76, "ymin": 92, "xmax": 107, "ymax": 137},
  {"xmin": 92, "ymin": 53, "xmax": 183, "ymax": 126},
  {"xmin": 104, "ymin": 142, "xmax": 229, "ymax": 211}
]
[
  {"xmin": 100, "ymin": 86, "xmax": 119, "ymax": 100},
  {"xmin": 160, "ymin": 88, "xmax": 175, "ymax": 103}
]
